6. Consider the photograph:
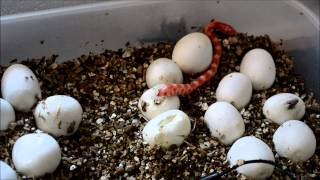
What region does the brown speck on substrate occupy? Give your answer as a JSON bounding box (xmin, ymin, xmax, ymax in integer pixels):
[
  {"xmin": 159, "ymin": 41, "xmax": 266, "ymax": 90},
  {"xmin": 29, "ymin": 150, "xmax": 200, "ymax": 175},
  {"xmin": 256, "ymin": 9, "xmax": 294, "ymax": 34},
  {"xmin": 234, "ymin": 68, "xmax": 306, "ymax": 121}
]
[{"xmin": 0, "ymin": 34, "xmax": 319, "ymax": 179}]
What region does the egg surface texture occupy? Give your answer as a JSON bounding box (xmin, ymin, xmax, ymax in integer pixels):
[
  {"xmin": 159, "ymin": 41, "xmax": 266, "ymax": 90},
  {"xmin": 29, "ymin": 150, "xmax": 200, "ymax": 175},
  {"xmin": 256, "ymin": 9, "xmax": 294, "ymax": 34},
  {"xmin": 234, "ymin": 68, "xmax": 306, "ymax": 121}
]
[
  {"xmin": 172, "ymin": 32, "xmax": 212, "ymax": 74},
  {"xmin": 1, "ymin": 64, "xmax": 41, "ymax": 112},
  {"xmin": 146, "ymin": 58, "xmax": 183, "ymax": 88},
  {"xmin": 216, "ymin": 72, "xmax": 252, "ymax": 110},
  {"xmin": 0, "ymin": 98, "xmax": 15, "ymax": 131},
  {"xmin": 12, "ymin": 133, "xmax": 61, "ymax": 177},
  {"xmin": 0, "ymin": 160, "xmax": 17, "ymax": 180},
  {"xmin": 204, "ymin": 101, "xmax": 245, "ymax": 145},
  {"xmin": 240, "ymin": 48, "xmax": 276, "ymax": 90},
  {"xmin": 227, "ymin": 136, "xmax": 275, "ymax": 179},
  {"xmin": 143, "ymin": 109, "xmax": 191, "ymax": 148},
  {"xmin": 34, "ymin": 95, "xmax": 83, "ymax": 137}
]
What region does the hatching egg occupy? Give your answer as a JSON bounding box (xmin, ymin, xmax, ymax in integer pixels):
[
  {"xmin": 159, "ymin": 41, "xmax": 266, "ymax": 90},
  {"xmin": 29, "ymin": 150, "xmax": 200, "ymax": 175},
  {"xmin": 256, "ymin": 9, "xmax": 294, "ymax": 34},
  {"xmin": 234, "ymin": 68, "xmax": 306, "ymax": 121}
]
[
  {"xmin": 12, "ymin": 133, "xmax": 61, "ymax": 177},
  {"xmin": 1, "ymin": 64, "xmax": 41, "ymax": 112},
  {"xmin": 273, "ymin": 120, "xmax": 316, "ymax": 162},
  {"xmin": 138, "ymin": 85, "xmax": 180, "ymax": 120},
  {"xmin": 0, "ymin": 98, "xmax": 15, "ymax": 131},
  {"xmin": 227, "ymin": 136, "xmax": 275, "ymax": 179},
  {"xmin": 172, "ymin": 32, "xmax": 212, "ymax": 74},
  {"xmin": 263, "ymin": 93, "xmax": 305, "ymax": 124},
  {"xmin": 216, "ymin": 72, "xmax": 252, "ymax": 110},
  {"xmin": 34, "ymin": 95, "xmax": 83, "ymax": 137},
  {"xmin": 146, "ymin": 58, "xmax": 183, "ymax": 88},
  {"xmin": 143, "ymin": 109, "xmax": 191, "ymax": 148},
  {"xmin": 240, "ymin": 48, "xmax": 276, "ymax": 90},
  {"xmin": 204, "ymin": 101, "xmax": 245, "ymax": 145},
  {"xmin": 0, "ymin": 161, "xmax": 17, "ymax": 180}
]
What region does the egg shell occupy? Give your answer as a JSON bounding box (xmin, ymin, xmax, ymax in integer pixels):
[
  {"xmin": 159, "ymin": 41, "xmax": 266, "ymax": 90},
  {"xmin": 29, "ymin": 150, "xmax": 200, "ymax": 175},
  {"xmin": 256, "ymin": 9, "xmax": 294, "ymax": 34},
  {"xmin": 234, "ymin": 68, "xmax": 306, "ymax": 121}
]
[
  {"xmin": 216, "ymin": 72, "xmax": 252, "ymax": 110},
  {"xmin": 12, "ymin": 133, "xmax": 61, "ymax": 177},
  {"xmin": 0, "ymin": 98, "xmax": 15, "ymax": 131},
  {"xmin": 204, "ymin": 101, "xmax": 245, "ymax": 145},
  {"xmin": 240, "ymin": 48, "xmax": 276, "ymax": 90},
  {"xmin": 138, "ymin": 85, "xmax": 180, "ymax": 120},
  {"xmin": 172, "ymin": 32, "xmax": 212, "ymax": 74},
  {"xmin": 227, "ymin": 136, "xmax": 275, "ymax": 179},
  {"xmin": 146, "ymin": 58, "xmax": 183, "ymax": 88},
  {"xmin": 0, "ymin": 161, "xmax": 17, "ymax": 180},
  {"xmin": 143, "ymin": 109, "xmax": 191, "ymax": 148},
  {"xmin": 263, "ymin": 93, "xmax": 305, "ymax": 125},
  {"xmin": 34, "ymin": 95, "xmax": 83, "ymax": 137},
  {"xmin": 1, "ymin": 64, "xmax": 42, "ymax": 112},
  {"xmin": 273, "ymin": 120, "xmax": 316, "ymax": 162}
]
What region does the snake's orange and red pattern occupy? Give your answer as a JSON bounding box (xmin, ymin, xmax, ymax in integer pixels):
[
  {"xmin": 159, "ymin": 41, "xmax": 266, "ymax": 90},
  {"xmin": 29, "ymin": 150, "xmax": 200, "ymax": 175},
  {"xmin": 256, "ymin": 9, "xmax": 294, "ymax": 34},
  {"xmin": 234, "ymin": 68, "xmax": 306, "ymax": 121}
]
[{"xmin": 157, "ymin": 20, "xmax": 237, "ymax": 97}]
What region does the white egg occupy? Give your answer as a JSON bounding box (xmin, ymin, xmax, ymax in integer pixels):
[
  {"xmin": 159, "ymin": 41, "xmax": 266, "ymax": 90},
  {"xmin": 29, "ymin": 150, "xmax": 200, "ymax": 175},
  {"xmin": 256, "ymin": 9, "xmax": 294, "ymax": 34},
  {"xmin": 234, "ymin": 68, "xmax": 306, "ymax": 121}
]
[
  {"xmin": 204, "ymin": 101, "xmax": 245, "ymax": 145},
  {"xmin": 0, "ymin": 98, "xmax": 15, "ymax": 131},
  {"xmin": 0, "ymin": 161, "xmax": 17, "ymax": 180},
  {"xmin": 227, "ymin": 136, "xmax": 275, "ymax": 179},
  {"xmin": 263, "ymin": 93, "xmax": 305, "ymax": 124},
  {"xmin": 138, "ymin": 85, "xmax": 180, "ymax": 120},
  {"xmin": 34, "ymin": 95, "xmax": 83, "ymax": 137},
  {"xmin": 216, "ymin": 72, "xmax": 252, "ymax": 110},
  {"xmin": 146, "ymin": 58, "xmax": 183, "ymax": 88},
  {"xmin": 273, "ymin": 120, "xmax": 316, "ymax": 162},
  {"xmin": 12, "ymin": 133, "xmax": 61, "ymax": 177},
  {"xmin": 240, "ymin": 48, "xmax": 276, "ymax": 90},
  {"xmin": 1, "ymin": 64, "xmax": 41, "ymax": 112},
  {"xmin": 143, "ymin": 109, "xmax": 191, "ymax": 148},
  {"xmin": 172, "ymin": 32, "xmax": 212, "ymax": 74}
]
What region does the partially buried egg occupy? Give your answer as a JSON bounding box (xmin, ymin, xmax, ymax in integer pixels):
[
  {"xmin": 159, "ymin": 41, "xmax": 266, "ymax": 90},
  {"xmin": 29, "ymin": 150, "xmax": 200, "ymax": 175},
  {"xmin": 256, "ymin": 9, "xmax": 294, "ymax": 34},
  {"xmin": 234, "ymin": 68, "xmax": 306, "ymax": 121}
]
[
  {"xmin": 146, "ymin": 58, "xmax": 183, "ymax": 88},
  {"xmin": 34, "ymin": 95, "xmax": 83, "ymax": 137},
  {"xmin": 1, "ymin": 64, "xmax": 41, "ymax": 112},
  {"xmin": 0, "ymin": 161, "xmax": 17, "ymax": 180},
  {"xmin": 240, "ymin": 48, "xmax": 276, "ymax": 90},
  {"xmin": 138, "ymin": 85, "xmax": 180, "ymax": 120},
  {"xmin": 0, "ymin": 98, "xmax": 15, "ymax": 131},
  {"xmin": 172, "ymin": 32, "xmax": 212, "ymax": 74},
  {"xmin": 216, "ymin": 72, "xmax": 252, "ymax": 110}
]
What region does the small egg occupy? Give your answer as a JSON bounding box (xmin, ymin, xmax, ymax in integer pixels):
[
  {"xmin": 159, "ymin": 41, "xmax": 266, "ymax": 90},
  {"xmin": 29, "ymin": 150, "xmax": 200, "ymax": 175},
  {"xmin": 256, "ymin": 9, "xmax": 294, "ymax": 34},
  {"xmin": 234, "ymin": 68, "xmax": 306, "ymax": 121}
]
[
  {"xmin": 172, "ymin": 32, "xmax": 212, "ymax": 74},
  {"xmin": 146, "ymin": 58, "xmax": 183, "ymax": 88},
  {"xmin": 138, "ymin": 85, "xmax": 180, "ymax": 120},
  {"xmin": 204, "ymin": 102, "xmax": 245, "ymax": 145},
  {"xmin": 1, "ymin": 64, "xmax": 42, "ymax": 112},
  {"xmin": 0, "ymin": 161, "xmax": 17, "ymax": 180},
  {"xmin": 263, "ymin": 93, "xmax": 305, "ymax": 124},
  {"xmin": 34, "ymin": 95, "xmax": 83, "ymax": 137},
  {"xmin": 0, "ymin": 98, "xmax": 15, "ymax": 131},
  {"xmin": 12, "ymin": 133, "xmax": 61, "ymax": 177},
  {"xmin": 216, "ymin": 72, "xmax": 252, "ymax": 110},
  {"xmin": 142, "ymin": 109, "xmax": 191, "ymax": 148},
  {"xmin": 240, "ymin": 48, "xmax": 276, "ymax": 90},
  {"xmin": 227, "ymin": 136, "xmax": 275, "ymax": 179},
  {"xmin": 273, "ymin": 120, "xmax": 316, "ymax": 162}
]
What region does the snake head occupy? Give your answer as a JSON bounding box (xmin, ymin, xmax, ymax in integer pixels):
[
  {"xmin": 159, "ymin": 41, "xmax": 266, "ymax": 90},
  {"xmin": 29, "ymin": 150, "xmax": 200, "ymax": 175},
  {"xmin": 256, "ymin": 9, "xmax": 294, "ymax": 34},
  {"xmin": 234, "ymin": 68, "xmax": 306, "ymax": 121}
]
[{"xmin": 204, "ymin": 20, "xmax": 237, "ymax": 36}]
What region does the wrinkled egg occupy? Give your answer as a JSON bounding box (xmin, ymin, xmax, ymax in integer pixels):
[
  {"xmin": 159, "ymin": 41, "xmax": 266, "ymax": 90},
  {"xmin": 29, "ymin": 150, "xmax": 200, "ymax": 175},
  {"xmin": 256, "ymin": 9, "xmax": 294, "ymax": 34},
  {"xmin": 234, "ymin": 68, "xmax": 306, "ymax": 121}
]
[
  {"xmin": 240, "ymin": 48, "xmax": 276, "ymax": 90},
  {"xmin": 172, "ymin": 32, "xmax": 212, "ymax": 74},
  {"xmin": 34, "ymin": 95, "xmax": 83, "ymax": 137},
  {"xmin": 263, "ymin": 93, "xmax": 305, "ymax": 124},
  {"xmin": 204, "ymin": 101, "xmax": 245, "ymax": 145},
  {"xmin": 273, "ymin": 120, "xmax": 316, "ymax": 162},
  {"xmin": 216, "ymin": 72, "xmax": 252, "ymax": 110},
  {"xmin": 0, "ymin": 160, "xmax": 17, "ymax": 180},
  {"xmin": 138, "ymin": 85, "xmax": 180, "ymax": 120},
  {"xmin": 143, "ymin": 109, "xmax": 191, "ymax": 148},
  {"xmin": 0, "ymin": 98, "xmax": 15, "ymax": 131},
  {"xmin": 146, "ymin": 58, "xmax": 183, "ymax": 88},
  {"xmin": 1, "ymin": 64, "xmax": 41, "ymax": 112},
  {"xmin": 12, "ymin": 133, "xmax": 61, "ymax": 177},
  {"xmin": 227, "ymin": 136, "xmax": 275, "ymax": 179}
]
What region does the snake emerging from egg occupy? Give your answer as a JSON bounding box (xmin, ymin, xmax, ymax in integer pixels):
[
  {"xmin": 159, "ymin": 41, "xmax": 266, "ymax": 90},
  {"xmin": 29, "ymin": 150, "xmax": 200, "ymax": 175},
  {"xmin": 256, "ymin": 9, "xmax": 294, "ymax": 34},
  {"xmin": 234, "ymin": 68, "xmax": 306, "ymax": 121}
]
[{"xmin": 157, "ymin": 19, "xmax": 237, "ymax": 97}]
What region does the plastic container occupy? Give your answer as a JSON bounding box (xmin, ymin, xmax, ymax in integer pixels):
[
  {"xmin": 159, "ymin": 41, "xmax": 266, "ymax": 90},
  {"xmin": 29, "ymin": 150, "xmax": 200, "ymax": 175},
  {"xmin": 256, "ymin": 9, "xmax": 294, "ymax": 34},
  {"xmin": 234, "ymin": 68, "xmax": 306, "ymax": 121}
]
[{"xmin": 0, "ymin": 1, "xmax": 319, "ymax": 99}]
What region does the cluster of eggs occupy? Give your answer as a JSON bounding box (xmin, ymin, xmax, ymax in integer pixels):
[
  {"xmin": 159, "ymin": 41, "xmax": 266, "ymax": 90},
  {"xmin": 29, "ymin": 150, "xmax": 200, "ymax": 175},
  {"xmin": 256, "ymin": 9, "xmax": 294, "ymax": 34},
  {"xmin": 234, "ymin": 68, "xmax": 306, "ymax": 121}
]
[
  {"xmin": 1, "ymin": 64, "xmax": 83, "ymax": 179},
  {"xmin": 138, "ymin": 32, "xmax": 316, "ymax": 179}
]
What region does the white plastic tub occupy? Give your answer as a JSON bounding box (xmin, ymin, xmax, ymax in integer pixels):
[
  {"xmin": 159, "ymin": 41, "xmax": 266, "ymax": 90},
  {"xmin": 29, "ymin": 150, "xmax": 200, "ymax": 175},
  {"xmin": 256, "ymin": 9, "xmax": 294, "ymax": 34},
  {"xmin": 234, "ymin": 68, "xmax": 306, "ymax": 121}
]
[{"xmin": 1, "ymin": 1, "xmax": 319, "ymax": 98}]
